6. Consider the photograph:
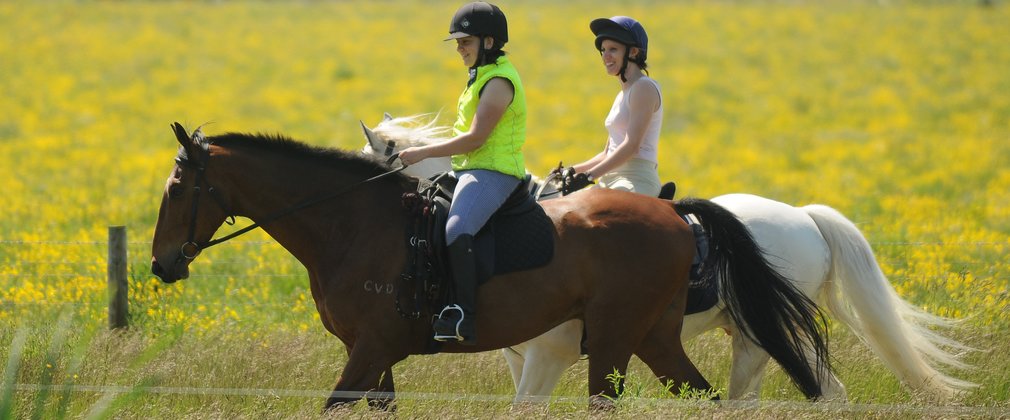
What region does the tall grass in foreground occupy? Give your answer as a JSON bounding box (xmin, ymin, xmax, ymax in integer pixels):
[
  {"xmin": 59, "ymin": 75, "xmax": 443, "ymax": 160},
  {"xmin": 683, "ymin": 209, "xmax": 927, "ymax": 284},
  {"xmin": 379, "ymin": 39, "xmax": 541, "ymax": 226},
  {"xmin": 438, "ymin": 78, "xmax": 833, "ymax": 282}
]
[{"xmin": 2, "ymin": 323, "xmax": 1005, "ymax": 418}]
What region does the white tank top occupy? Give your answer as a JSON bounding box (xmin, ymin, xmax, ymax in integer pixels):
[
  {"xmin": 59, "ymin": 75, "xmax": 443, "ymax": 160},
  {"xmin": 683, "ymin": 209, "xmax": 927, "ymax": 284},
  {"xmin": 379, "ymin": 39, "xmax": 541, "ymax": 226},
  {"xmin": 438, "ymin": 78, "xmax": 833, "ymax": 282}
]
[{"xmin": 604, "ymin": 76, "xmax": 662, "ymax": 164}]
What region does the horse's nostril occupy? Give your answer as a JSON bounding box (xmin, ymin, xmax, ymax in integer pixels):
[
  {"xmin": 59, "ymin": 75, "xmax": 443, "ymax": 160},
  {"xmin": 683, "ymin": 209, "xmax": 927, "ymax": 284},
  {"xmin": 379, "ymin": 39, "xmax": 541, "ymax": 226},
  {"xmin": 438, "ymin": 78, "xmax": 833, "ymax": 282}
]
[{"xmin": 151, "ymin": 260, "xmax": 164, "ymax": 277}]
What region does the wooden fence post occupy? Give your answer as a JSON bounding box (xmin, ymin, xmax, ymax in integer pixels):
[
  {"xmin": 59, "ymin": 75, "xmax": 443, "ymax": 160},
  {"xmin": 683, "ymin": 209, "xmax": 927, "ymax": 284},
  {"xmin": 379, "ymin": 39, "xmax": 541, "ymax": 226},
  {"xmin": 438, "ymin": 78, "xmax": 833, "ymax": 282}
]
[{"xmin": 107, "ymin": 226, "xmax": 128, "ymax": 330}]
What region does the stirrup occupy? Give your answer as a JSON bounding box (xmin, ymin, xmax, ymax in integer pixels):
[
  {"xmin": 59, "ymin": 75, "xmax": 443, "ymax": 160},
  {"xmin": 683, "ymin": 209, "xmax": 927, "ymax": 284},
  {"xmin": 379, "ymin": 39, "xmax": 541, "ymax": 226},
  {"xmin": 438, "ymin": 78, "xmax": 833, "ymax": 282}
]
[{"xmin": 433, "ymin": 304, "xmax": 469, "ymax": 343}]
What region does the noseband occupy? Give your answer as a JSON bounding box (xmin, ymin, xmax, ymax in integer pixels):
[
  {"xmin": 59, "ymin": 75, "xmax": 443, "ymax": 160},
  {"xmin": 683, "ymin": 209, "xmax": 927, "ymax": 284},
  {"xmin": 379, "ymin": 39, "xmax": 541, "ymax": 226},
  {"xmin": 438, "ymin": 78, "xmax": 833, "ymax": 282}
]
[{"xmin": 174, "ymin": 149, "xmax": 406, "ymax": 260}]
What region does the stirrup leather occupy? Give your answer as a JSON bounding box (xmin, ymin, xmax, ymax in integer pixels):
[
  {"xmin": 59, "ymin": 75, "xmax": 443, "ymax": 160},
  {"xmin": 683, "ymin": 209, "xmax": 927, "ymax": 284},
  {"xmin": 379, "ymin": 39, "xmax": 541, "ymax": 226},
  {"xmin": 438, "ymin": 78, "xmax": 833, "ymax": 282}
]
[{"xmin": 432, "ymin": 304, "xmax": 466, "ymax": 341}]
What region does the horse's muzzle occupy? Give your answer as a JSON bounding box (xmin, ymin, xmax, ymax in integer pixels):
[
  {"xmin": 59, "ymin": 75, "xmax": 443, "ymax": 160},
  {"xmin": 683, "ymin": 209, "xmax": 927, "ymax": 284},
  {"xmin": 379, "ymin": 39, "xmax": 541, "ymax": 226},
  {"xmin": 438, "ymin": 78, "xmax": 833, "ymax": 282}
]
[{"xmin": 151, "ymin": 257, "xmax": 186, "ymax": 283}]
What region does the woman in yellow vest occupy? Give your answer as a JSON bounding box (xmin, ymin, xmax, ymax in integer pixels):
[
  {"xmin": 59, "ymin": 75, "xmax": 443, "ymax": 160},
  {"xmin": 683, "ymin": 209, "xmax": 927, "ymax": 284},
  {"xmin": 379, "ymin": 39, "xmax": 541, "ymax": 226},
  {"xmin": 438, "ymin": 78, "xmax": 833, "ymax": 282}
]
[{"xmin": 397, "ymin": 1, "xmax": 526, "ymax": 345}]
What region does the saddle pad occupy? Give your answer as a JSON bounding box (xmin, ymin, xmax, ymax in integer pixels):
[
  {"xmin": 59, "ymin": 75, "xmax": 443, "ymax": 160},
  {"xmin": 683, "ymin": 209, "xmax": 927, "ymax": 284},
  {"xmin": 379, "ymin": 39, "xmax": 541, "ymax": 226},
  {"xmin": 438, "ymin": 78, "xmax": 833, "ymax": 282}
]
[{"xmin": 490, "ymin": 198, "xmax": 554, "ymax": 276}]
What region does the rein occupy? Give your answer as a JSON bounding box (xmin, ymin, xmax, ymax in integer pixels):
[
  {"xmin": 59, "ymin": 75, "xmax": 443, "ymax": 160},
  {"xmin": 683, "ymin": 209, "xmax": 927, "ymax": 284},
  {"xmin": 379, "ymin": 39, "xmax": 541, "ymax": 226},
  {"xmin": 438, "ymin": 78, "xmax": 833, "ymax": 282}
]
[{"xmin": 178, "ymin": 149, "xmax": 406, "ymax": 259}]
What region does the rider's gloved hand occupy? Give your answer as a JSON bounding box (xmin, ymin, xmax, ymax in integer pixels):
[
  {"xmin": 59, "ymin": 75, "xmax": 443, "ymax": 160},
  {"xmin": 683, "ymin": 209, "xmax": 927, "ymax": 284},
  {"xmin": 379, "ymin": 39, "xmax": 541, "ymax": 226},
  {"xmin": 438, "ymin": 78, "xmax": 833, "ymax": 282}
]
[{"xmin": 562, "ymin": 172, "xmax": 595, "ymax": 195}]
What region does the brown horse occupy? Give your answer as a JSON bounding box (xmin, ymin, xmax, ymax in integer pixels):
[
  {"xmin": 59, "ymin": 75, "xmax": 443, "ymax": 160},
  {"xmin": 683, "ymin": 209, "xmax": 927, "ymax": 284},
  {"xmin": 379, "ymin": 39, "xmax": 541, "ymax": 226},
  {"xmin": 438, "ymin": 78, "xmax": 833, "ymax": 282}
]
[{"xmin": 151, "ymin": 123, "xmax": 806, "ymax": 409}]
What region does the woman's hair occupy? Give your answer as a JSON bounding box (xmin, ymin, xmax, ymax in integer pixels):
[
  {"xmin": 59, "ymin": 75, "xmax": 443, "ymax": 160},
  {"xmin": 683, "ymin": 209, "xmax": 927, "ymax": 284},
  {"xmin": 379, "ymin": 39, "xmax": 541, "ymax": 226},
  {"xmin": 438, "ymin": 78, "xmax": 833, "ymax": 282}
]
[{"xmin": 632, "ymin": 52, "xmax": 647, "ymax": 71}]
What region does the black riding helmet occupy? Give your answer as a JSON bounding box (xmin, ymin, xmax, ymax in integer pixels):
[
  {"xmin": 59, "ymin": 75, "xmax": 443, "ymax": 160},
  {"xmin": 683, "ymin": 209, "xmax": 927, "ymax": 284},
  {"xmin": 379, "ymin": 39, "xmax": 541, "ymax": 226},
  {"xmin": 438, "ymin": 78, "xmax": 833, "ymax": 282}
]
[
  {"xmin": 590, "ymin": 16, "xmax": 649, "ymax": 82},
  {"xmin": 446, "ymin": 2, "xmax": 508, "ymax": 42},
  {"xmin": 446, "ymin": 2, "xmax": 508, "ymax": 74}
]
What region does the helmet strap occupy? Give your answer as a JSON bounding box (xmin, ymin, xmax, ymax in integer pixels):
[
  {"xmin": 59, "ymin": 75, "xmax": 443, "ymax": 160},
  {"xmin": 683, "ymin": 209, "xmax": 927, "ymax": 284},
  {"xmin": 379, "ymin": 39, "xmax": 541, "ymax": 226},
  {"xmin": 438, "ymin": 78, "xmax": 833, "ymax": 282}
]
[
  {"xmin": 619, "ymin": 47, "xmax": 630, "ymax": 83},
  {"xmin": 468, "ymin": 35, "xmax": 488, "ymax": 87}
]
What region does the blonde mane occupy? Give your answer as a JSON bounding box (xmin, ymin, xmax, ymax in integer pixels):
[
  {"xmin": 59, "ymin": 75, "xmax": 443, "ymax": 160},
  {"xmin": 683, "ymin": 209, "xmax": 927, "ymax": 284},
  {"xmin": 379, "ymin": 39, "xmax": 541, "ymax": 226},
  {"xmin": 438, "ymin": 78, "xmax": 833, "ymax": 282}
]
[{"xmin": 372, "ymin": 114, "xmax": 451, "ymax": 146}]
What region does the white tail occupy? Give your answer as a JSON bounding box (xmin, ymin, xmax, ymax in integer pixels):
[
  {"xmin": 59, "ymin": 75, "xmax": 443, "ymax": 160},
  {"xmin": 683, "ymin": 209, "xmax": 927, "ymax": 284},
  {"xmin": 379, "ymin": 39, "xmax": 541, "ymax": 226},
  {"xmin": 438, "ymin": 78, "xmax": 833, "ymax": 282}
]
[{"xmin": 802, "ymin": 204, "xmax": 976, "ymax": 399}]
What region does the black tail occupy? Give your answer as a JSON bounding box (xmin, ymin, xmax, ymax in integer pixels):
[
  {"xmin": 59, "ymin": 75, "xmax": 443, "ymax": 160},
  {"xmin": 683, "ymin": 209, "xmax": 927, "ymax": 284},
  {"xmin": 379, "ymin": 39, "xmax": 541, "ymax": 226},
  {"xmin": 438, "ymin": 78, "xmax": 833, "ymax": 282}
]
[{"xmin": 675, "ymin": 197, "xmax": 830, "ymax": 400}]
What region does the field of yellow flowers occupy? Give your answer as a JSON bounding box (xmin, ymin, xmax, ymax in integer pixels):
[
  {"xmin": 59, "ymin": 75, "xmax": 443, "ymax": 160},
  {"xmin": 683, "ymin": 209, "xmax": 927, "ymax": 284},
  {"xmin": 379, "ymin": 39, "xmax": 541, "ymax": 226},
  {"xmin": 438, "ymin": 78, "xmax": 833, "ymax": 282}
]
[{"xmin": 2, "ymin": 1, "xmax": 1008, "ymax": 417}]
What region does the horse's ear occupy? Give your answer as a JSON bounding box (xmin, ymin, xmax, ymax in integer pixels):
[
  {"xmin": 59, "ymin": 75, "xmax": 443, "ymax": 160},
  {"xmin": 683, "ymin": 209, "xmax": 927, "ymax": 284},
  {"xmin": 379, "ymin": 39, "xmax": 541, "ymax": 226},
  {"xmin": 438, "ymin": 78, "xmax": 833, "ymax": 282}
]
[
  {"xmin": 172, "ymin": 122, "xmax": 198, "ymax": 159},
  {"xmin": 172, "ymin": 122, "xmax": 189, "ymax": 146},
  {"xmin": 382, "ymin": 112, "xmax": 394, "ymax": 122},
  {"xmin": 360, "ymin": 120, "xmax": 385, "ymax": 151}
]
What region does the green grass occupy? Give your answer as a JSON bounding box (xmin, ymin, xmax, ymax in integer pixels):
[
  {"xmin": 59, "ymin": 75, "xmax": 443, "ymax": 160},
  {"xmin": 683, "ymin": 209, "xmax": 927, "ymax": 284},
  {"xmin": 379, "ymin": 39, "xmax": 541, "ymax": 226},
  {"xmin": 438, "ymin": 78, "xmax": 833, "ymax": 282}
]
[{"xmin": 3, "ymin": 323, "xmax": 1006, "ymax": 418}]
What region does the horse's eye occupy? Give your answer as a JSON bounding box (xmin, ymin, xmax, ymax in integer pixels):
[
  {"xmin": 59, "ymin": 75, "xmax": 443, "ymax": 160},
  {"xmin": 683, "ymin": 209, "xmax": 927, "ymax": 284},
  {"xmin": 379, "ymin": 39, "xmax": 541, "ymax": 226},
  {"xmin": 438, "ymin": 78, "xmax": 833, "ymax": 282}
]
[{"xmin": 169, "ymin": 185, "xmax": 184, "ymax": 199}]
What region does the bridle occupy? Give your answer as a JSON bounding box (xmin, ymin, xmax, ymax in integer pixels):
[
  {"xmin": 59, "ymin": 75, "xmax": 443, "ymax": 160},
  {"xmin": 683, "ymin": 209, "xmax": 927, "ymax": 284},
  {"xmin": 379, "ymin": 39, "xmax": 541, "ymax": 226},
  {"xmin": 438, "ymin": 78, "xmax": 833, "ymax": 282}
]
[
  {"xmin": 173, "ymin": 145, "xmax": 406, "ymax": 261},
  {"xmin": 174, "ymin": 144, "xmax": 235, "ymax": 260}
]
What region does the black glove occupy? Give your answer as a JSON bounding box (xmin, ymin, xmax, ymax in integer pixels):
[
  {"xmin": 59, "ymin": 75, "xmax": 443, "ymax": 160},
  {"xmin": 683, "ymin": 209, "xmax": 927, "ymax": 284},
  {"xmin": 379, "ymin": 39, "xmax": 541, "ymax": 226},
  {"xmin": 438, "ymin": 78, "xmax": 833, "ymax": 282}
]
[{"xmin": 562, "ymin": 172, "xmax": 594, "ymax": 195}]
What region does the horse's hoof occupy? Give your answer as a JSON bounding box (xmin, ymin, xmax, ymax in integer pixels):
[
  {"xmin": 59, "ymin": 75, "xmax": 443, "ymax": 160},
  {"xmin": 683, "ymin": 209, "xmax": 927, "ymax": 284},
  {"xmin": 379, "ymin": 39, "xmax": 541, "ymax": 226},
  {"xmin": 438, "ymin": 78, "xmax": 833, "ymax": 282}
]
[{"xmin": 589, "ymin": 395, "xmax": 616, "ymax": 411}]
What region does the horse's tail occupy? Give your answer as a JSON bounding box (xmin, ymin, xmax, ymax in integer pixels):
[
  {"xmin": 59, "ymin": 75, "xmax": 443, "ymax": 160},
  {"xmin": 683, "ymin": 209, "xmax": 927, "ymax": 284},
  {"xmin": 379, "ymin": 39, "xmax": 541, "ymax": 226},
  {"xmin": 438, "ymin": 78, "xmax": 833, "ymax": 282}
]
[
  {"xmin": 802, "ymin": 204, "xmax": 977, "ymax": 398},
  {"xmin": 675, "ymin": 197, "xmax": 829, "ymax": 400}
]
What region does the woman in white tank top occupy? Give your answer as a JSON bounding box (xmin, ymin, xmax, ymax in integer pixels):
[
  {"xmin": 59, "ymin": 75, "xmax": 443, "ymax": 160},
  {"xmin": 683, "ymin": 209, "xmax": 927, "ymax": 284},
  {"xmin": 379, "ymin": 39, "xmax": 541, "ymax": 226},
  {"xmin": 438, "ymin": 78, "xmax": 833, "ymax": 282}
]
[{"xmin": 569, "ymin": 16, "xmax": 663, "ymax": 197}]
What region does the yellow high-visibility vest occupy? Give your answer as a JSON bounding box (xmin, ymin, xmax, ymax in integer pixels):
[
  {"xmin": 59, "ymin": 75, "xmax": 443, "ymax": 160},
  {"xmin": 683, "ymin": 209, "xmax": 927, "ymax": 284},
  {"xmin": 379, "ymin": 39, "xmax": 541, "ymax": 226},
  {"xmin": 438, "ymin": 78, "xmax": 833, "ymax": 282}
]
[{"xmin": 451, "ymin": 55, "xmax": 526, "ymax": 179}]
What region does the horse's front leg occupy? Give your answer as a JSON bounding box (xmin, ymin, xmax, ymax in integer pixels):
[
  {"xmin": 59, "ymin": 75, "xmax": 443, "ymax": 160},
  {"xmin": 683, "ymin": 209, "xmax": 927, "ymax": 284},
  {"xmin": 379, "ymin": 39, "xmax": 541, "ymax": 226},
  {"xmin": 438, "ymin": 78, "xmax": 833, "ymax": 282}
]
[
  {"xmin": 369, "ymin": 367, "xmax": 396, "ymax": 410},
  {"xmin": 726, "ymin": 332, "xmax": 771, "ymax": 400},
  {"xmin": 325, "ymin": 341, "xmax": 402, "ymax": 411},
  {"xmin": 587, "ymin": 350, "xmax": 631, "ymax": 409},
  {"xmin": 585, "ymin": 323, "xmax": 635, "ymax": 409}
]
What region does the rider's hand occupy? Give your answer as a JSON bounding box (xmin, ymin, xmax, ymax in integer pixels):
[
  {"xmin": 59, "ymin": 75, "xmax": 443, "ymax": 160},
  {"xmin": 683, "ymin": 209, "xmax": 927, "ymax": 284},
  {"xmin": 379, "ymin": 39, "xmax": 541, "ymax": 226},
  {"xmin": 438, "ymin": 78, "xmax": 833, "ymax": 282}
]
[
  {"xmin": 570, "ymin": 172, "xmax": 595, "ymax": 190},
  {"xmin": 562, "ymin": 172, "xmax": 595, "ymax": 195},
  {"xmin": 397, "ymin": 146, "xmax": 427, "ymax": 166}
]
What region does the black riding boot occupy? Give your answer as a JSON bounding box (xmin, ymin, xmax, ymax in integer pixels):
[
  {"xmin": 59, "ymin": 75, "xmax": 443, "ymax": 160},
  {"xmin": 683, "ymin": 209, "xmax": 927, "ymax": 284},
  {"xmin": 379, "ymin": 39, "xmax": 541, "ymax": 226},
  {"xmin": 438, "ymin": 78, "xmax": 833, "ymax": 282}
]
[{"xmin": 433, "ymin": 234, "xmax": 478, "ymax": 345}]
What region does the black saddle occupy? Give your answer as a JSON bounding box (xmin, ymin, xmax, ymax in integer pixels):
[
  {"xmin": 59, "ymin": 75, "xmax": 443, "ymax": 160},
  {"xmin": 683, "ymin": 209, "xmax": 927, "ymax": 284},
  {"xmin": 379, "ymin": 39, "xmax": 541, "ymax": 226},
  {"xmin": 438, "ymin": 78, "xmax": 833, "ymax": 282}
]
[{"xmin": 396, "ymin": 172, "xmax": 556, "ymax": 326}]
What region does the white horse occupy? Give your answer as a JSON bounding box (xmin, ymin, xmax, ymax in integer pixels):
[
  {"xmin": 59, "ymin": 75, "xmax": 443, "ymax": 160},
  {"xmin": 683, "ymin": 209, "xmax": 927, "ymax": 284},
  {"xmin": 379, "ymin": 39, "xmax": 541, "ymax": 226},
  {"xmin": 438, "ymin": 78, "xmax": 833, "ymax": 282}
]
[{"xmin": 360, "ymin": 114, "xmax": 976, "ymax": 402}]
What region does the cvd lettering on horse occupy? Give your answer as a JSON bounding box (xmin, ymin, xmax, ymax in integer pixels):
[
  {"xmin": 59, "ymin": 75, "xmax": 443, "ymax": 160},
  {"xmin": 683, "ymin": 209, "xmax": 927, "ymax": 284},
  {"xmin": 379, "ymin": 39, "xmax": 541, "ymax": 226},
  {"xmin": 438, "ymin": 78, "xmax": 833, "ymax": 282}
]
[{"xmin": 364, "ymin": 280, "xmax": 394, "ymax": 295}]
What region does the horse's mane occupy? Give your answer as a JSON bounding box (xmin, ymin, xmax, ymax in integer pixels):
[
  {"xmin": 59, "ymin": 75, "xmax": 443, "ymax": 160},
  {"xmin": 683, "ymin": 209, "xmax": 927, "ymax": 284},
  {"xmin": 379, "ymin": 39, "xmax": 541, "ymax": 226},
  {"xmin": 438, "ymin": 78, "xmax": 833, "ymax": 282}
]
[
  {"xmin": 371, "ymin": 114, "xmax": 451, "ymax": 146},
  {"xmin": 209, "ymin": 132, "xmax": 395, "ymax": 176}
]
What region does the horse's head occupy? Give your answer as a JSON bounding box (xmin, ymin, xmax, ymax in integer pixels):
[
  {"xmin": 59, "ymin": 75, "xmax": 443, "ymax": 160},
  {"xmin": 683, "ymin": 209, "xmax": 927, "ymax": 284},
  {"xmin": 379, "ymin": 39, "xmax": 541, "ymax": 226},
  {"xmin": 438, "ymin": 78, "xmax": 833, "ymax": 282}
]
[
  {"xmin": 359, "ymin": 112, "xmax": 451, "ymax": 178},
  {"xmin": 151, "ymin": 122, "xmax": 233, "ymax": 283}
]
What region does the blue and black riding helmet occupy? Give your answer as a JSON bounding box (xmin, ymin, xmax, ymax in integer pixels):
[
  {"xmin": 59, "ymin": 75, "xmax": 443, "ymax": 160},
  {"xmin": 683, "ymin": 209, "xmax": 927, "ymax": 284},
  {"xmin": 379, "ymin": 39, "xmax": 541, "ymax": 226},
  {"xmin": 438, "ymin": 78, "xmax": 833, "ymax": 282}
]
[{"xmin": 590, "ymin": 16, "xmax": 649, "ymax": 82}]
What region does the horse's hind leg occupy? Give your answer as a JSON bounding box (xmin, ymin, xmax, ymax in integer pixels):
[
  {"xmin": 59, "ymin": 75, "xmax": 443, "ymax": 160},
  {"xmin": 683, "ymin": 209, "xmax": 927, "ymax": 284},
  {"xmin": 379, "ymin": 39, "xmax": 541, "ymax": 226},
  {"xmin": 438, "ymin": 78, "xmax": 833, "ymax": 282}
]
[
  {"xmin": 635, "ymin": 309, "xmax": 713, "ymax": 397},
  {"xmin": 803, "ymin": 341, "xmax": 846, "ymax": 401},
  {"xmin": 726, "ymin": 331, "xmax": 846, "ymax": 401}
]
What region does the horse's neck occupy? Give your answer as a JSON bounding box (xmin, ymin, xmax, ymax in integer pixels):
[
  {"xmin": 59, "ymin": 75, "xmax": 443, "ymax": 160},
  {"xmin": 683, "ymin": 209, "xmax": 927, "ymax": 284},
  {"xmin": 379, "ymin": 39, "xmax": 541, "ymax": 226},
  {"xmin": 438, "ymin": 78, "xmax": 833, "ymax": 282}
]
[{"xmin": 217, "ymin": 150, "xmax": 405, "ymax": 270}]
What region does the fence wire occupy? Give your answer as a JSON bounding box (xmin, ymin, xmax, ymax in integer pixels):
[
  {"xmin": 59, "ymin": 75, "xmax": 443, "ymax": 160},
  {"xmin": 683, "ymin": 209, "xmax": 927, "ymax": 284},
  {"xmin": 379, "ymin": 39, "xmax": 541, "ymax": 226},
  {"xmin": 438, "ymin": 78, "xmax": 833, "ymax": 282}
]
[{"xmin": 3, "ymin": 383, "xmax": 1007, "ymax": 416}]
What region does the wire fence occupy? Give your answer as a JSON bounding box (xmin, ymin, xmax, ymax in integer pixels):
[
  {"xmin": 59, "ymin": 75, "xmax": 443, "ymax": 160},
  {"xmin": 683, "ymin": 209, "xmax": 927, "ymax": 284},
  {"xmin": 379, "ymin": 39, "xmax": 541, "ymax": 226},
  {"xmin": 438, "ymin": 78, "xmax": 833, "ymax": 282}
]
[{"xmin": 2, "ymin": 383, "xmax": 1007, "ymax": 416}]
